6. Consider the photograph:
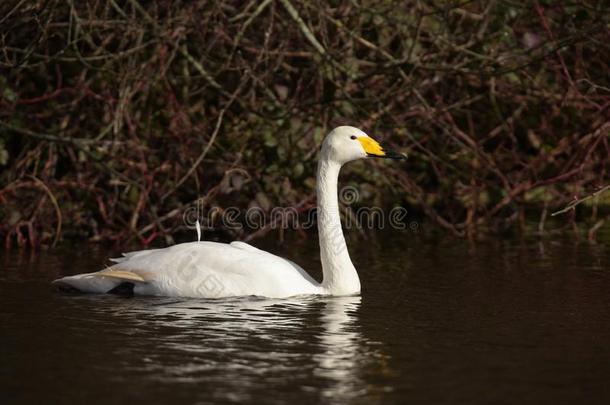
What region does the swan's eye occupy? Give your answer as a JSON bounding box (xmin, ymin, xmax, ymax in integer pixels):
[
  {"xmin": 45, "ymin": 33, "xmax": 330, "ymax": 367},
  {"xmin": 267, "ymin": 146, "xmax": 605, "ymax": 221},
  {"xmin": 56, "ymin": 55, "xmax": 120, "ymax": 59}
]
[{"xmin": 350, "ymin": 135, "xmax": 357, "ymax": 140}]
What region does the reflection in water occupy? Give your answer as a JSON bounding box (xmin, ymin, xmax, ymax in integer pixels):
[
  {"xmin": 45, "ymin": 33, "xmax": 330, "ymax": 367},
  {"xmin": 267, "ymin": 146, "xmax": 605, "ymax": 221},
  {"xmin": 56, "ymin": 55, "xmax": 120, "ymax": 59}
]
[
  {"xmin": 314, "ymin": 297, "xmax": 364, "ymax": 400},
  {"xmin": 70, "ymin": 294, "xmax": 380, "ymax": 403}
]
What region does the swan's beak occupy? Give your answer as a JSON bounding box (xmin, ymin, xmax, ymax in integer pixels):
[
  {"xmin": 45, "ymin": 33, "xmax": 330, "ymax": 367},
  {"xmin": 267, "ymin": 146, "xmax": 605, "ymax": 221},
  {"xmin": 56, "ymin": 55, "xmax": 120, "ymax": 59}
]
[{"xmin": 359, "ymin": 137, "xmax": 407, "ymax": 160}]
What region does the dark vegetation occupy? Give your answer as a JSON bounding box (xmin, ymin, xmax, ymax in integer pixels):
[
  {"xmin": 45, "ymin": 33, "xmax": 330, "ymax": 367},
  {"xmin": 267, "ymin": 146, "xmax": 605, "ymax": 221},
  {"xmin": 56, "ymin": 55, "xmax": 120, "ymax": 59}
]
[{"xmin": 1, "ymin": 0, "xmax": 609, "ymax": 248}]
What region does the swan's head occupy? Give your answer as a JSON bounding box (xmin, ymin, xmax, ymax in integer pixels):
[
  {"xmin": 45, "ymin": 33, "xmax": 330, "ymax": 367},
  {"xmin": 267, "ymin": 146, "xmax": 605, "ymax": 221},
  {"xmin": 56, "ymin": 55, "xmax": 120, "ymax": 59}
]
[{"xmin": 322, "ymin": 126, "xmax": 406, "ymax": 164}]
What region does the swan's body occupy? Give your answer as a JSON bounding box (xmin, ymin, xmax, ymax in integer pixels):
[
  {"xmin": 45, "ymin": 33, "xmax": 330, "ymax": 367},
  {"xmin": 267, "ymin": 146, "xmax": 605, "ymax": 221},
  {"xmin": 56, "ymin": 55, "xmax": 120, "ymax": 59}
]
[
  {"xmin": 60, "ymin": 241, "xmax": 321, "ymax": 298},
  {"xmin": 53, "ymin": 126, "xmax": 404, "ymax": 298}
]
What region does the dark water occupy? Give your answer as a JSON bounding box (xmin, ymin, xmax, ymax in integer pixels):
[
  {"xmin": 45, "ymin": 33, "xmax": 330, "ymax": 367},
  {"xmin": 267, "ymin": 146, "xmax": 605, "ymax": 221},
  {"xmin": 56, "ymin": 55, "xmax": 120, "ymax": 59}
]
[{"xmin": 2, "ymin": 233, "xmax": 610, "ymax": 404}]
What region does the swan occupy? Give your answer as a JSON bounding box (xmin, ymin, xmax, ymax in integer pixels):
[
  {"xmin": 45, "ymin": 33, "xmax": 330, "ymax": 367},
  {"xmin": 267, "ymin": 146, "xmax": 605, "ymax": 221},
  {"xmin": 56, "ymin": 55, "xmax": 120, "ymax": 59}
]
[{"xmin": 53, "ymin": 126, "xmax": 405, "ymax": 298}]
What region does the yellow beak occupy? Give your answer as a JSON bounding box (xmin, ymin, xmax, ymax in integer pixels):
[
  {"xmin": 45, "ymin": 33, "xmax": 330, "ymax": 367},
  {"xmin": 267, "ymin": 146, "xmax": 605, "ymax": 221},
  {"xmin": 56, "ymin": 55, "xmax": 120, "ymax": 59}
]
[{"xmin": 358, "ymin": 136, "xmax": 406, "ymax": 159}]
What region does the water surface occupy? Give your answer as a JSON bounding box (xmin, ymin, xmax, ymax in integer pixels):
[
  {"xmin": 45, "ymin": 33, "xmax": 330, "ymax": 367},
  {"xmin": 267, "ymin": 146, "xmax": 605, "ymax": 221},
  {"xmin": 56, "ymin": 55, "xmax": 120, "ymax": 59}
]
[{"xmin": 2, "ymin": 233, "xmax": 610, "ymax": 404}]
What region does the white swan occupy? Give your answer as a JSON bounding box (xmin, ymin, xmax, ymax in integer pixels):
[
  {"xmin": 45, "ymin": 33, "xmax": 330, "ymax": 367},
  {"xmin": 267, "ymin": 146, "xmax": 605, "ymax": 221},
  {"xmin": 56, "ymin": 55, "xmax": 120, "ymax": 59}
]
[{"xmin": 53, "ymin": 126, "xmax": 404, "ymax": 298}]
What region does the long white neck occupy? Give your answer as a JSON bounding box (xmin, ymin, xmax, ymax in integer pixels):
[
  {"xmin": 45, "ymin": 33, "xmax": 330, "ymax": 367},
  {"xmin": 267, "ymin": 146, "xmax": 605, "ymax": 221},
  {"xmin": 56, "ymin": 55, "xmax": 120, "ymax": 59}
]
[{"xmin": 317, "ymin": 152, "xmax": 361, "ymax": 295}]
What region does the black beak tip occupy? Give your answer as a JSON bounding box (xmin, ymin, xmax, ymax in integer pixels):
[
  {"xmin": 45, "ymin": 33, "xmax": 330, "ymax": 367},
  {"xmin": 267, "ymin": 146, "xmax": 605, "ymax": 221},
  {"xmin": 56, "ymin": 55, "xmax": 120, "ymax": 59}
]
[{"xmin": 384, "ymin": 150, "xmax": 407, "ymax": 160}]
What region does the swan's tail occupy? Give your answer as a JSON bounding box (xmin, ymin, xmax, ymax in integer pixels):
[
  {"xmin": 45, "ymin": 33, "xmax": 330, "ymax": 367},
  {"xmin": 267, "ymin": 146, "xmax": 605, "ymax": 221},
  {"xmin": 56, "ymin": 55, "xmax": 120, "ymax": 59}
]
[{"xmin": 52, "ymin": 270, "xmax": 146, "ymax": 295}]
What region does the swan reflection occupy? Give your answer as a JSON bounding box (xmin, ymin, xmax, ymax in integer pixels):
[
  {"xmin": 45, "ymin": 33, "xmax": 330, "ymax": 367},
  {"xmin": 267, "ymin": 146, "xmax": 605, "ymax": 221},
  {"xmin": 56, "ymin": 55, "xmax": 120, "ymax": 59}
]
[
  {"xmin": 314, "ymin": 296, "xmax": 366, "ymax": 399},
  {"xmin": 74, "ymin": 294, "xmax": 376, "ymax": 401}
]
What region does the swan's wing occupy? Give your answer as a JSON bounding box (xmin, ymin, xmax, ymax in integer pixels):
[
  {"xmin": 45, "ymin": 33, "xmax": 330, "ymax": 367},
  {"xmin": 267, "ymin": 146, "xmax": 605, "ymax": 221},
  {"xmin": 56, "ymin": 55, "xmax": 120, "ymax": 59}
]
[
  {"xmin": 54, "ymin": 241, "xmax": 320, "ymax": 298},
  {"xmin": 229, "ymin": 241, "xmax": 319, "ymax": 285},
  {"xmin": 229, "ymin": 241, "xmax": 262, "ymax": 254},
  {"xmin": 109, "ymin": 248, "xmax": 161, "ymax": 263},
  {"xmin": 121, "ymin": 241, "xmax": 320, "ymax": 298}
]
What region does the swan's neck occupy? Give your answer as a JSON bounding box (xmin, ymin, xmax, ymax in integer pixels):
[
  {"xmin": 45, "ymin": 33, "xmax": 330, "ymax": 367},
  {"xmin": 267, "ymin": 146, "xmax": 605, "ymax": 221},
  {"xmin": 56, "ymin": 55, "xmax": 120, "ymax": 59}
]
[{"xmin": 317, "ymin": 155, "xmax": 361, "ymax": 295}]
